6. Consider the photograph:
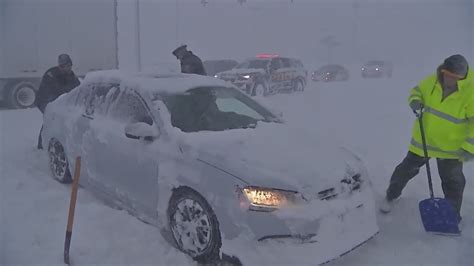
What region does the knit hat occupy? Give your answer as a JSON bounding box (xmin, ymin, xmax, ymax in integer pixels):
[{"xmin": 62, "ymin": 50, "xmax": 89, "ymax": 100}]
[
  {"xmin": 442, "ymin": 54, "xmax": 468, "ymax": 78},
  {"xmin": 172, "ymin": 45, "xmax": 187, "ymax": 57},
  {"xmin": 58, "ymin": 54, "xmax": 72, "ymax": 66}
]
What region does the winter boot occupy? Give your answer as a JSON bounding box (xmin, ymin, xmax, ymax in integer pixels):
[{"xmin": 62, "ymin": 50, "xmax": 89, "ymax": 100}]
[{"xmin": 379, "ymin": 197, "xmax": 398, "ymax": 213}]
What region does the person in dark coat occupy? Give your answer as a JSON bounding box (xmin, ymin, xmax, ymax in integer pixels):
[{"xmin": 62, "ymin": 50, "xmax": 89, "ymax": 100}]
[
  {"xmin": 36, "ymin": 54, "xmax": 80, "ymax": 149},
  {"xmin": 172, "ymin": 45, "xmax": 207, "ymax": 75}
]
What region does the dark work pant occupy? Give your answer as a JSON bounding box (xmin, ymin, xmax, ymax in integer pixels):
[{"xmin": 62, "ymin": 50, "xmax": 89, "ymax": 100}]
[
  {"xmin": 37, "ymin": 106, "xmax": 44, "ymax": 150},
  {"xmin": 37, "ymin": 125, "xmax": 43, "ymax": 149},
  {"xmin": 386, "ymin": 151, "xmax": 466, "ymax": 216}
]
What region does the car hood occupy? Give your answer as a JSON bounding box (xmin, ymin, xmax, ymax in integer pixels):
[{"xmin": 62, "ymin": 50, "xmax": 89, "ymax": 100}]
[
  {"xmin": 218, "ymin": 68, "xmax": 266, "ymax": 76},
  {"xmin": 179, "ymin": 123, "xmax": 366, "ymax": 194}
]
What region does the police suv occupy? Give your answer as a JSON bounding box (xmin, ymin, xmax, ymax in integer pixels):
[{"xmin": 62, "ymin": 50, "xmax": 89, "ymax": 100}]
[{"xmin": 215, "ymin": 54, "xmax": 307, "ymax": 96}]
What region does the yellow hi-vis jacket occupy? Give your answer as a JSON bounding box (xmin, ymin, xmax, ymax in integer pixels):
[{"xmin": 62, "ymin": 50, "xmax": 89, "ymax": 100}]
[{"xmin": 408, "ymin": 69, "xmax": 474, "ymax": 159}]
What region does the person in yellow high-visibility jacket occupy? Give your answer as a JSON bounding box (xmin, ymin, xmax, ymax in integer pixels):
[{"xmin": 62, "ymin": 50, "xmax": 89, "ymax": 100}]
[{"xmin": 380, "ymin": 55, "xmax": 473, "ymax": 221}]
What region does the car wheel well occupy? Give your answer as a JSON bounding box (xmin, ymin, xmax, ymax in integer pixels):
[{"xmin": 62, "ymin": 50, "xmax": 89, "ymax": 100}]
[{"xmin": 167, "ymin": 186, "xmax": 222, "ymax": 263}]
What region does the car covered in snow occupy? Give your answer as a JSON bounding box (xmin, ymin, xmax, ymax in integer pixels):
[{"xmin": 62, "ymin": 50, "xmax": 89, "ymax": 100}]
[
  {"xmin": 41, "ymin": 70, "xmax": 378, "ymax": 265},
  {"xmin": 312, "ymin": 64, "xmax": 349, "ymax": 82},
  {"xmin": 215, "ymin": 54, "xmax": 307, "ymax": 97},
  {"xmin": 361, "ymin": 60, "xmax": 393, "ymax": 78}
]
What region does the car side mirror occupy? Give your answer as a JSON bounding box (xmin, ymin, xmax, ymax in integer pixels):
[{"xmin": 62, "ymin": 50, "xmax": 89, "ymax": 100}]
[{"xmin": 124, "ymin": 122, "xmax": 159, "ymax": 141}]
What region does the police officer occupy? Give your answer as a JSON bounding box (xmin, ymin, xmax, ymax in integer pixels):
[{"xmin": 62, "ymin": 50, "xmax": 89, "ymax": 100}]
[
  {"xmin": 172, "ymin": 45, "xmax": 207, "ymax": 76},
  {"xmin": 36, "ymin": 54, "xmax": 80, "ymax": 149}
]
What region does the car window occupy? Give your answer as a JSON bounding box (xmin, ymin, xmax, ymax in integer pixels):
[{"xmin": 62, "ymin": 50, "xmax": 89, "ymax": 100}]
[
  {"xmin": 290, "ymin": 59, "xmax": 303, "ymax": 68},
  {"xmin": 280, "ymin": 58, "xmax": 291, "ymax": 68},
  {"xmin": 109, "ymin": 90, "xmax": 154, "ymax": 125},
  {"xmin": 79, "ymin": 83, "xmax": 120, "ymax": 117},
  {"xmin": 162, "ymin": 86, "xmax": 277, "ymax": 132},
  {"xmin": 75, "ymin": 84, "xmax": 93, "ymax": 107},
  {"xmin": 269, "ymin": 59, "xmax": 282, "ymax": 70},
  {"xmin": 216, "ymin": 98, "xmax": 264, "ymax": 120},
  {"xmin": 236, "ymin": 59, "xmax": 269, "ymax": 70}
]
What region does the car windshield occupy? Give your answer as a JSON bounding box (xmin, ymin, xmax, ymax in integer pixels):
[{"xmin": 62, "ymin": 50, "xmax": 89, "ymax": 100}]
[
  {"xmin": 159, "ymin": 86, "xmax": 278, "ymax": 132},
  {"xmin": 319, "ymin": 65, "xmax": 342, "ymax": 72},
  {"xmin": 235, "ymin": 59, "xmax": 269, "ymax": 70},
  {"xmin": 366, "ymin": 61, "xmax": 383, "ymax": 66}
]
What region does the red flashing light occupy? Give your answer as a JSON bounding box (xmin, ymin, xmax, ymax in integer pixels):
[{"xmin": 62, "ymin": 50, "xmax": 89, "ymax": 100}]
[{"xmin": 256, "ymin": 53, "xmax": 279, "ymax": 59}]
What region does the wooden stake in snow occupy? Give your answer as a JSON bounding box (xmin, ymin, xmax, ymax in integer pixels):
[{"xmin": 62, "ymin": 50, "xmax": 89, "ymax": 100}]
[{"xmin": 64, "ymin": 156, "xmax": 81, "ymax": 265}]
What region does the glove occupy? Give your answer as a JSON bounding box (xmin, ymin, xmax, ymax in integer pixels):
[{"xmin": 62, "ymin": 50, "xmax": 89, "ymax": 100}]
[
  {"xmin": 409, "ymin": 100, "xmax": 423, "ymax": 111},
  {"xmin": 459, "ymin": 149, "xmax": 474, "ymax": 162}
]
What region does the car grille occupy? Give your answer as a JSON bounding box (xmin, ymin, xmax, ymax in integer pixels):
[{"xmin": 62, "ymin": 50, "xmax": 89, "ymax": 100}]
[{"xmin": 317, "ymin": 173, "xmax": 362, "ymax": 201}]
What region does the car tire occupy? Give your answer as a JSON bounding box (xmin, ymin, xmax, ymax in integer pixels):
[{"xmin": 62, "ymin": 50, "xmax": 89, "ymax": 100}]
[
  {"xmin": 48, "ymin": 138, "xmax": 72, "ymax": 184},
  {"xmin": 251, "ymin": 83, "xmax": 267, "ymax": 97},
  {"xmin": 7, "ymin": 81, "xmax": 37, "ymax": 109},
  {"xmin": 168, "ymin": 187, "xmax": 221, "ymax": 263},
  {"xmin": 293, "ymin": 79, "xmax": 305, "ymax": 92}
]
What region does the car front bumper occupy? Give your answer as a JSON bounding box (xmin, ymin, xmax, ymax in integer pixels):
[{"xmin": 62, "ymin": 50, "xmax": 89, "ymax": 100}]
[{"xmin": 222, "ymin": 185, "xmax": 379, "ymax": 265}]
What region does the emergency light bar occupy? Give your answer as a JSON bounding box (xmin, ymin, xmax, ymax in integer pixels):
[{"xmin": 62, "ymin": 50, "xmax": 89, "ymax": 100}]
[{"xmin": 256, "ymin": 53, "xmax": 279, "ymax": 59}]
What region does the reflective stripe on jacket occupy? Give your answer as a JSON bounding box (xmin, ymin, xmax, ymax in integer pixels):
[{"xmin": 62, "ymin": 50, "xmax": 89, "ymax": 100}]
[{"xmin": 408, "ymin": 69, "xmax": 474, "ymax": 159}]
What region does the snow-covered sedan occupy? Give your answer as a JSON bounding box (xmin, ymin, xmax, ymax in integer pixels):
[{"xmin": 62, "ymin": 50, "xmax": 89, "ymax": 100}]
[{"xmin": 42, "ymin": 70, "xmax": 378, "ymax": 265}]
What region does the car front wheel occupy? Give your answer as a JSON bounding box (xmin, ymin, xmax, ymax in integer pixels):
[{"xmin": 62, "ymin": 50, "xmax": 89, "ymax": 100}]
[
  {"xmin": 168, "ymin": 187, "xmax": 221, "ymax": 263},
  {"xmin": 48, "ymin": 138, "xmax": 72, "ymax": 183},
  {"xmin": 251, "ymin": 83, "xmax": 267, "ymax": 97},
  {"xmin": 293, "ymin": 79, "xmax": 305, "ymax": 92}
]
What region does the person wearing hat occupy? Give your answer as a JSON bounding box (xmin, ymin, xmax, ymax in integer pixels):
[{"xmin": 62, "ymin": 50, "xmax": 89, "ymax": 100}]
[
  {"xmin": 35, "ymin": 54, "xmax": 80, "ymax": 149},
  {"xmin": 380, "ymin": 54, "xmax": 473, "ymax": 221},
  {"xmin": 172, "ymin": 45, "xmax": 207, "ymax": 76}
]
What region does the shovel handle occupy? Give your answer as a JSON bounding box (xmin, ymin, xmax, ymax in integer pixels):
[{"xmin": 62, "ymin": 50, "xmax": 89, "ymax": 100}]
[
  {"xmin": 64, "ymin": 156, "xmax": 81, "ymax": 264},
  {"xmin": 415, "ymin": 110, "xmax": 434, "ymax": 199}
]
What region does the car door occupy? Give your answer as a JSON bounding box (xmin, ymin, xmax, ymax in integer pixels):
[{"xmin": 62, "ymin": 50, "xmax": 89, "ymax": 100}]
[
  {"xmin": 77, "ymin": 82, "xmax": 120, "ymax": 191},
  {"xmin": 279, "ymin": 57, "xmax": 297, "ymax": 89},
  {"xmin": 269, "ymin": 58, "xmax": 284, "ymax": 92},
  {"xmin": 84, "ymin": 87, "xmax": 160, "ymax": 219}
]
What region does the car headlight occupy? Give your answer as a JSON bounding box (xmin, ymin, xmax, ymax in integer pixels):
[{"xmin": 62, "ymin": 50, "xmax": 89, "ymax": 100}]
[
  {"xmin": 242, "ymin": 75, "xmax": 251, "ymax": 79},
  {"xmin": 214, "ymin": 74, "xmax": 219, "ymax": 78},
  {"xmin": 241, "ymin": 186, "xmax": 298, "ymax": 211}
]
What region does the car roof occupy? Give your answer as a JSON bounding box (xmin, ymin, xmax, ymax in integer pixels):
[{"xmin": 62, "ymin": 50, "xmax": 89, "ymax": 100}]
[
  {"xmin": 365, "ymin": 60, "xmax": 385, "ymax": 65},
  {"xmin": 83, "ymin": 70, "xmax": 232, "ymax": 95},
  {"xmin": 320, "ymin": 64, "xmax": 345, "ymax": 69}
]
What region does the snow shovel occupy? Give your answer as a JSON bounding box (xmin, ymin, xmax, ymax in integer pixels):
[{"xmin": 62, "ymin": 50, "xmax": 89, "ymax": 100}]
[{"xmin": 415, "ymin": 109, "xmax": 461, "ymax": 235}]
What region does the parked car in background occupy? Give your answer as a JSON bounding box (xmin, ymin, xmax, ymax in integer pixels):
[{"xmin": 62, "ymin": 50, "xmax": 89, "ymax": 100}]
[
  {"xmin": 215, "ymin": 54, "xmax": 307, "ymax": 96},
  {"xmin": 42, "ymin": 70, "xmax": 378, "ymax": 265},
  {"xmin": 312, "ymin": 64, "xmax": 349, "ymax": 82},
  {"xmin": 203, "ymin": 59, "xmax": 239, "ymax": 77},
  {"xmin": 361, "ymin": 60, "xmax": 393, "ymax": 78}
]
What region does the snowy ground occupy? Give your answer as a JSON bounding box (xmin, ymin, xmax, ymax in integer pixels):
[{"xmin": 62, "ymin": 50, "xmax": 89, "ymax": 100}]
[{"xmin": 1, "ymin": 65, "xmax": 473, "ymax": 265}]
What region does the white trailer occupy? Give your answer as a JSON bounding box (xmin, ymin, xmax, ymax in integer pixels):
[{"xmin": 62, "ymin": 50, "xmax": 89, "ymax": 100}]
[{"xmin": 0, "ymin": 0, "xmax": 118, "ymax": 108}]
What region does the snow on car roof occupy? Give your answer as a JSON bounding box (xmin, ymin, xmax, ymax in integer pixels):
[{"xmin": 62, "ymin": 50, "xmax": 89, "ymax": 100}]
[{"xmin": 83, "ymin": 70, "xmax": 232, "ymax": 95}]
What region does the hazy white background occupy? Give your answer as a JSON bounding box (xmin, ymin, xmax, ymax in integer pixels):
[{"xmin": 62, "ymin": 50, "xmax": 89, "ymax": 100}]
[{"xmin": 1, "ymin": 0, "xmax": 473, "ymax": 265}]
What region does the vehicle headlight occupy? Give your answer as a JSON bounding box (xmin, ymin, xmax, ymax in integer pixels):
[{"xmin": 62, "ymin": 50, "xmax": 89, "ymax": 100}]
[
  {"xmin": 241, "ymin": 186, "xmax": 298, "ymax": 211},
  {"xmin": 214, "ymin": 74, "xmax": 219, "ymax": 78},
  {"xmin": 242, "ymin": 75, "xmax": 251, "ymax": 79}
]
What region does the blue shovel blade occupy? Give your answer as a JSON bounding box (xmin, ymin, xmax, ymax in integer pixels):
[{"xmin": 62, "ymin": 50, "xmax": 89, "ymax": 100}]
[{"xmin": 419, "ymin": 197, "xmax": 460, "ymax": 235}]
